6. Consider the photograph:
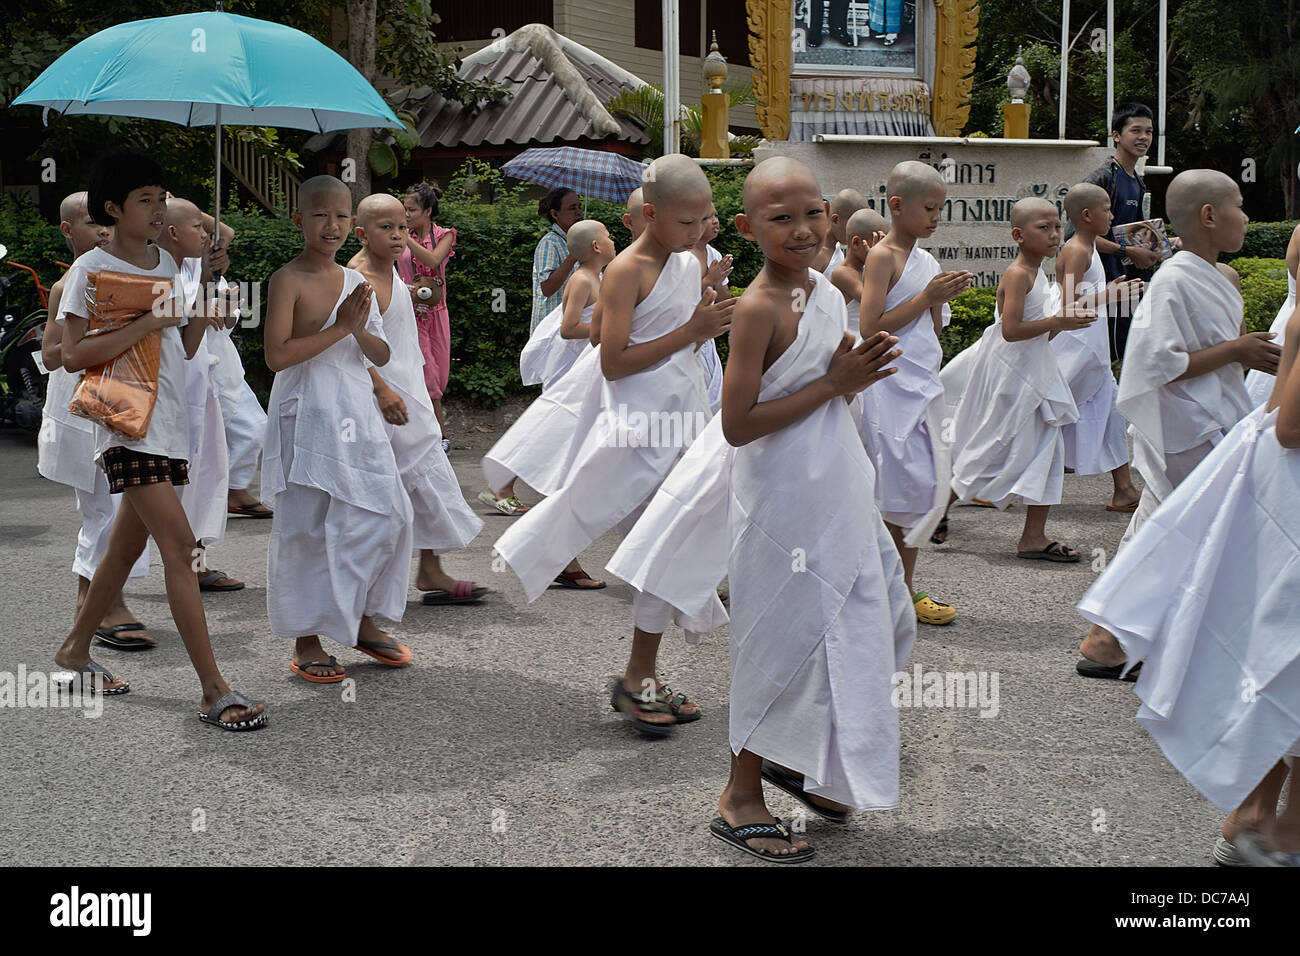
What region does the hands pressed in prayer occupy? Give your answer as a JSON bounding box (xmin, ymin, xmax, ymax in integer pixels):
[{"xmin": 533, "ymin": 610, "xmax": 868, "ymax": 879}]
[{"xmin": 826, "ymin": 330, "xmax": 900, "ymax": 397}]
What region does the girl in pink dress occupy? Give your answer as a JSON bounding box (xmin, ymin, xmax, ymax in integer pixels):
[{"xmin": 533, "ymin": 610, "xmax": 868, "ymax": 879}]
[{"xmin": 399, "ymin": 181, "xmax": 456, "ymax": 441}]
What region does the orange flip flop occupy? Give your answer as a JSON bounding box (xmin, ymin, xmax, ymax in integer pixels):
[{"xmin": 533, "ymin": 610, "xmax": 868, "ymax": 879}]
[
  {"xmin": 290, "ymin": 655, "xmax": 346, "ymax": 683},
  {"xmin": 354, "ymin": 636, "xmax": 412, "ymax": 667}
]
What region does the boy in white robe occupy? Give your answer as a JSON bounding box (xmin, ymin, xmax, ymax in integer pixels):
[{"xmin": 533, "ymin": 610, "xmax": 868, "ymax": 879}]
[
  {"xmin": 348, "ymin": 193, "xmax": 486, "ymax": 605},
  {"xmin": 1243, "ymin": 224, "xmax": 1298, "ymax": 408},
  {"xmin": 1076, "ymin": 170, "xmax": 1280, "ymax": 679},
  {"xmin": 813, "ymin": 188, "xmax": 865, "ymax": 278},
  {"xmin": 860, "ymin": 162, "xmax": 973, "ymax": 622},
  {"xmin": 494, "ymin": 155, "xmax": 736, "ymax": 736},
  {"xmin": 1053, "ymin": 183, "xmax": 1144, "ymax": 512},
  {"xmin": 828, "ymin": 207, "xmax": 887, "ymax": 326},
  {"xmin": 713, "ymin": 157, "xmax": 914, "ymax": 862},
  {"xmin": 158, "ymin": 199, "xmax": 244, "ymax": 592},
  {"xmin": 37, "ymin": 191, "xmax": 151, "ymax": 649},
  {"xmin": 263, "ymin": 177, "xmax": 414, "ymax": 683},
  {"xmin": 949, "ymin": 198, "xmax": 1093, "ymax": 561},
  {"xmin": 692, "ymin": 204, "xmax": 732, "ymax": 412},
  {"xmin": 1078, "ymin": 303, "xmax": 1300, "ymax": 865}
]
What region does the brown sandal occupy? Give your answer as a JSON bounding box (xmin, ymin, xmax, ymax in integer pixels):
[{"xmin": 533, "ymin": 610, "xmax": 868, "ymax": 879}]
[{"xmin": 552, "ymin": 569, "xmax": 606, "ymax": 590}]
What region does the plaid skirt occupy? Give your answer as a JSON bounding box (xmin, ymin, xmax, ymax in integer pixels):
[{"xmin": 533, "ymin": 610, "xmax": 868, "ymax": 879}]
[{"xmin": 101, "ymin": 446, "xmax": 190, "ymax": 494}]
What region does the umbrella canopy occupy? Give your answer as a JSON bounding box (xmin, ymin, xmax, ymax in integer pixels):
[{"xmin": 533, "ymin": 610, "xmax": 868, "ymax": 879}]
[
  {"xmin": 502, "ymin": 146, "xmax": 647, "ymax": 204},
  {"xmin": 14, "ymin": 11, "xmax": 401, "ymax": 132}
]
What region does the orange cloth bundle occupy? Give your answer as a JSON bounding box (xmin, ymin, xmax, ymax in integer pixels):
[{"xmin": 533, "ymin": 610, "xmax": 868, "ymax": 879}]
[{"xmin": 69, "ymin": 269, "xmax": 171, "ymax": 440}]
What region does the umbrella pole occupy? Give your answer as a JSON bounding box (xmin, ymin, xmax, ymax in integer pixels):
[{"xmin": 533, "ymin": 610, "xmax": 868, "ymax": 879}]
[{"xmin": 213, "ymin": 103, "xmax": 223, "ymax": 278}]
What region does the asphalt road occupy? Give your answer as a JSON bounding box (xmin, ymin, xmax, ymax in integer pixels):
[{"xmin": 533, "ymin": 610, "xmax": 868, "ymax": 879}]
[{"xmin": 0, "ymin": 424, "xmax": 1225, "ymax": 866}]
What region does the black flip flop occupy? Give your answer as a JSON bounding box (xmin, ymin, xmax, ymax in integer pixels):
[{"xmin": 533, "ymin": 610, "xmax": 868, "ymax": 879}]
[
  {"xmin": 610, "ymin": 680, "xmax": 676, "ymax": 738},
  {"xmin": 94, "ymin": 622, "xmax": 155, "ymax": 650},
  {"xmin": 421, "ymin": 583, "xmax": 489, "ymax": 605},
  {"xmin": 198, "ymin": 570, "xmax": 245, "ymax": 592},
  {"xmin": 1076, "ymin": 658, "xmax": 1142, "ymax": 681},
  {"xmin": 227, "ymin": 501, "xmax": 273, "ymax": 518},
  {"xmin": 761, "ymin": 760, "xmax": 849, "ymax": 824},
  {"xmin": 709, "ymin": 816, "xmax": 815, "ymax": 864},
  {"xmin": 1016, "ymin": 541, "xmax": 1080, "ymax": 563},
  {"xmin": 929, "ymin": 518, "xmax": 949, "ymax": 545}
]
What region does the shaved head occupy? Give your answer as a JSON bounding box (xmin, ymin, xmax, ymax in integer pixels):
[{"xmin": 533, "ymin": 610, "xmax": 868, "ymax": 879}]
[
  {"xmin": 886, "ymin": 161, "xmax": 945, "ymax": 202},
  {"xmin": 357, "ymin": 192, "xmax": 404, "ymax": 227},
  {"xmin": 743, "ymin": 157, "xmax": 822, "ymax": 215},
  {"xmin": 1011, "ymin": 197, "xmax": 1060, "ymax": 228},
  {"xmin": 1063, "ymin": 183, "xmax": 1109, "ymax": 223},
  {"xmin": 297, "ymin": 175, "xmax": 351, "ymax": 213},
  {"xmin": 642, "ymin": 154, "xmax": 711, "ymax": 208},
  {"xmin": 625, "ymin": 187, "xmax": 644, "ymax": 217},
  {"xmin": 163, "ymin": 196, "xmax": 200, "ymax": 228},
  {"xmin": 830, "ymin": 187, "xmax": 866, "ymax": 220},
  {"xmin": 59, "ymin": 191, "xmax": 88, "ymax": 223},
  {"xmin": 845, "ymin": 207, "xmax": 887, "ymax": 240},
  {"xmin": 566, "ymin": 219, "xmax": 607, "ymax": 261},
  {"xmin": 1166, "ymin": 169, "xmax": 1240, "ymax": 235}
]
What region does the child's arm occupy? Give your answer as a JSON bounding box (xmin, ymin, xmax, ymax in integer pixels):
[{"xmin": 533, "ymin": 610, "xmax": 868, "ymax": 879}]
[
  {"xmin": 599, "ymin": 257, "xmax": 736, "ymax": 381},
  {"xmin": 1000, "ymin": 267, "xmax": 1094, "ymax": 342},
  {"xmin": 264, "ymin": 272, "xmax": 369, "ymax": 372},
  {"xmin": 860, "ymin": 245, "xmax": 971, "ymax": 338},
  {"xmin": 721, "ymin": 292, "xmax": 899, "ymax": 447},
  {"xmin": 1273, "ymin": 308, "xmax": 1300, "ymax": 447},
  {"xmin": 588, "ymin": 299, "xmax": 602, "ymax": 346},
  {"xmin": 352, "ymin": 300, "xmax": 389, "ymax": 368},
  {"xmin": 60, "ymin": 277, "xmax": 182, "ymax": 373},
  {"xmin": 406, "ymin": 230, "xmax": 454, "ymax": 271},
  {"xmin": 367, "ymin": 367, "xmax": 409, "ymax": 425},
  {"xmin": 1176, "ymin": 332, "xmax": 1280, "ymax": 380},
  {"xmin": 830, "ymin": 262, "xmax": 863, "ymax": 305},
  {"xmin": 559, "ymin": 274, "xmax": 594, "ymax": 339},
  {"xmin": 41, "ymin": 279, "xmax": 66, "ymax": 370},
  {"xmin": 702, "ymin": 254, "xmax": 733, "ymax": 293}
]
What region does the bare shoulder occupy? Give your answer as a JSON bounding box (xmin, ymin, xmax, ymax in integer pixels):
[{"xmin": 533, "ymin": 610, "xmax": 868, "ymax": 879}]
[
  {"xmin": 1000, "ymin": 261, "xmax": 1034, "ymax": 292},
  {"xmin": 1215, "ymin": 261, "xmax": 1241, "ymax": 292}
]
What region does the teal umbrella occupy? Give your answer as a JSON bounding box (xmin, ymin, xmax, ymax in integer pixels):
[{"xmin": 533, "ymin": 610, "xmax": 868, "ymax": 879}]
[{"xmin": 12, "ymin": 6, "xmax": 401, "ymax": 235}]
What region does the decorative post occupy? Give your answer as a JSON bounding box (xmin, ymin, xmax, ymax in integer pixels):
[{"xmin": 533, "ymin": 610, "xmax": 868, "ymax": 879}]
[
  {"xmin": 1004, "ymin": 49, "xmax": 1031, "ymax": 139},
  {"xmin": 700, "ymin": 32, "xmax": 730, "ymax": 159}
]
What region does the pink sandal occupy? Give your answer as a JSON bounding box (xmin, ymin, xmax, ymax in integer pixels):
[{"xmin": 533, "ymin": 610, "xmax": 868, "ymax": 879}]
[{"xmin": 421, "ymin": 580, "xmax": 489, "ymax": 605}]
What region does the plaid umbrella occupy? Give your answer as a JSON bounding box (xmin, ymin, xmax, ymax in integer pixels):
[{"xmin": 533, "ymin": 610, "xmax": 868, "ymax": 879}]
[{"xmin": 503, "ymin": 147, "xmax": 648, "ymax": 205}]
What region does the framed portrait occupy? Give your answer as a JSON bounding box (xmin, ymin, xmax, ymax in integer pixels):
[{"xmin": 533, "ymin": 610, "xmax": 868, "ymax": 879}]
[{"xmin": 791, "ymin": 0, "xmax": 920, "ymax": 75}]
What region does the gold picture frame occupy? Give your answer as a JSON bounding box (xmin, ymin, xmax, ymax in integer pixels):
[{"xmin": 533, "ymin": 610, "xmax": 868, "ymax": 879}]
[{"xmin": 746, "ymin": 0, "xmax": 979, "ymax": 139}]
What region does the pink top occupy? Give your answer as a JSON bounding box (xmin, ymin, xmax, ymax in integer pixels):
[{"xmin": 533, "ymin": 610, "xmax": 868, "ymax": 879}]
[{"xmin": 397, "ymin": 223, "xmax": 456, "ymax": 322}]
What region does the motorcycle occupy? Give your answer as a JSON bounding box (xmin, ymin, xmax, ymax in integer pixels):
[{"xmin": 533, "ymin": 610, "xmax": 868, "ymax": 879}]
[{"xmin": 0, "ymin": 243, "xmax": 50, "ymax": 432}]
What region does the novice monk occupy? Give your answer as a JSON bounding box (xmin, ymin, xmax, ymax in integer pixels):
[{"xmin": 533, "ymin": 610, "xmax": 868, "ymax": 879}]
[
  {"xmin": 813, "ymin": 187, "xmax": 866, "ymax": 276},
  {"xmin": 493, "ymin": 154, "xmax": 736, "ymax": 735},
  {"xmin": 828, "ymin": 207, "xmax": 887, "ymax": 321},
  {"xmin": 1244, "ymin": 223, "xmax": 1299, "ymax": 407},
  {"xmin": 1053, "ymin": 183, "xmax": 1143, "ymax": 512},
  {"xmin": 692, "ymin": 203, "xmax": 733, "ymax": 412},
  {"xmin": 157, "ymin": 197, "xmax": 243, "ymax": 592},
  {"xmin": 860, "ymin": 162, "xmax": 972, "ymax": 622},
  {"xmin": 263, "ymin": 176, "xmax": 415, "ymax": 683},
  {"xmin": 37, "ymin": 191, "xmax": 152, "ymax": 650},
  {"xmin": 949, "ymin": 198, "xmax": 1093, "ymax": 560},
  {"xmin": 1078, "ymin": 295, "xmax": 1300, "ymax": 866},
  {"xmin": 349, "ymin": 193, "xmax": 486, "ymax": 607},
  {"xmin": 517, "ymin": 219, "xmax": 609, "ymax": 392},
  {"xmin": 1076, "ymin": 170, "xmax": 1279, "ymax": 679},
  {"xmin": 713, "ymin": 157, "xmax": 914, "ymax": 862},
  {"xmin": 54, "ymin": 152, "xmax": 264, "ymax": 729}
]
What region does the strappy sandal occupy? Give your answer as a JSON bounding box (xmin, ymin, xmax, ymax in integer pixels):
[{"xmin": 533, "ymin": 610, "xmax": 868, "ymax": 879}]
[
  {"xmin": 760, "ymin": 760, "xmax": 849, "ymax": 824},
  {"xmin": 94, "ymin": 622, "xmax": 154, "ymax": 650},
  {"xmin": 198, "ymin": 690, "xmax": 267, "ymax": 731},
  {"xmin": 653, "ymin": 683, "xmax": 701, "ymax": 724},
  {"xmin": 422, "ymin": 580, "xmax": 489, "ymax": 605},
  {"xmin": 477, "ymin": 491, "xmax": 530, "ymax": 516},
  {"xmin": 552, "ymin": 569, "xmax": 606, "ymax": 590},
  {"xmin": 198, "ymin": 570, "xmax": 245, "ymax": 591},
  {"xmin": 354, "ymin": 635, "xmax": 412, "ymax": 667},
  {"xmin": 1016, "ymin": 541, "xmax": 1079, "ymax": 562},
  {"xmin": 709, "ymin": 816, "xmax": 816, "ymax": 864},
  {"xmin": 610, "ymin": 680, "xmax": 676, "ymax": 738},
  {"xmin": 290, "ymin": 655, "xmax": 346, "ymax": 684},
  {"xmin": 55, "ymin": 659, "xmax": 129, "ymax": 695}
]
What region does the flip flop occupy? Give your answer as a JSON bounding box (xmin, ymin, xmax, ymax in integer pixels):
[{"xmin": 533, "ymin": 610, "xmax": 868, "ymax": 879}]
[
  {"xmin": 54, "ymin": 659, "xmax": 129, "ymax": 695},
  {"xmin": 1105, "ymin": 501, "xmax": 1140, "ymax": 513},
  {"xmin": 477, "ymin": 491, "xmax": 530, "ymax": 515},
  {"xmin": 198, "ymin": 570, "xmax": 245, "ymax": 591},
  {"xmin": 290, "ymin": 655, "xmax": 346, "ymax": 684},
  {"xmin": 552, "ymin": 569, "xmax": 606, "ymax": 590},
  {"xmin": 197, "ymin": 690, "xmax": 267, "ymax": 731},
  {"xmin": 1075, "ymin": 658, "xmax": 1142, "ymax": 681},
  {"xmin": 610, "ymin": 680, "xmax": 676, "ymax": 738},
  {"xmin": 227, "ymin": 501, "xmax": 273, "ymax": 518},
  {"xmin": 421, "ymin": 581, "xmax": 489, "ymax": 605},
  {"xmin": 354, "ymin": 635, "xmax": 412, "ymax": 667},
  {"xmin": 709, "ymin": 816, "xmax": 816, "ymax": 864},
  {"xmin": 760, "ymin": 760, "xmax": 849, "ymax": 824},
  {"xmin": 929, "ymin": 518, "xmax": 949, "ymax": 544},
  {"xmin": 1016, "ymin": 541, "xmax": 1079, "ymax": 562},
  {"xmin": 93, "ymin": 622, "xmax": 155, "ymax": 650}
]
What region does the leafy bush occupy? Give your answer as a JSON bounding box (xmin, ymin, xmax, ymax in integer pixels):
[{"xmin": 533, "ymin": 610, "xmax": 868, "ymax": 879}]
[
  {"xmin": 1226, "ymin": 222, "xmax": 1299, "ymax": 262},
  {"xmin": 943, "ymin": 286, "xmax": 997, "ymax": 364},
  {"xmin": 1228, "ymin": 257, "xmax": 1288, "ymax": 283},
  {"xmin": 1241, "ymin": 272, "xmax": 1290, "ymax": 334},
  {"xmin": 0, "ymin": 193, "xmax": 67, "ymax": 314}
]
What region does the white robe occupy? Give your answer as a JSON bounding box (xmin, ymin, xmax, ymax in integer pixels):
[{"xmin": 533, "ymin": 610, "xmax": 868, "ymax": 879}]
[
  {"xmin": 1117, "ymin": 251, "xmax": 1254, "ymax": 507},
  {"xmin": 494, "ymin": 250, "xmax": 710, "ymax": 601},
  {"xmin": 699, "ymin": 244, "xmax": 727, "ymax": 413},
  {"xmin": 1244, "ymin": 272, "xmax": 1295, "ymax": 409},
  {"xmin": 176, "ymin": 259, "xmax": 229, "ymax": 548},
  {"xmin": 1078, "ymin": 406, "xmax": 1300, "ymax": 811},
  {"xmin": 861, "ymin": 244, "xmax": 953, "ymax": 544},
  {"xmin": 728, "ymin": 269, "xmax": 916, "ymax": 810},
  {"xmin": 38, "ymin": 365, "xmax": 148, "ymax": 581},
  {"xmin": 519, "ymin": 299, "xmax": 594, "ymax": 391},
  {"xmin": 207, "ymin": 323, "xmax": 268, "ymax": 491},
  {"xmin": 950, "ymin": 267, "xmax": 1078, "ymax": 507},
  {"xmin": 1053, "ymin": 248, "xmax": 1129, "ymax": 475},
  {"xmin": 821, "ymin": 242, "xmax": 845, "ymax": 281},
  {"xmin": 375, "ymin": 269, "xmax": 483, "ymax": 553},
  {"xmin": 262, "ymin": 267, "xmax": 413, "ymax": 644}
]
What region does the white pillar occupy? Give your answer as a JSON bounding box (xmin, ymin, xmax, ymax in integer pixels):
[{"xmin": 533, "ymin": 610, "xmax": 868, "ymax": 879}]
[
  {"xmin": 1157, "ymin": 0, "xmax": 1167, "ymax": 166},
  {"xmin": 1058, "ymin": 0, "xmax": 1070, "ymax": 140},
  {"xmin": 1106, "ymin": 0, "xmax": 1114, "ymax": 139},
  {"xmin": 663, "ymin": 0, "xmax": 681, "ymax": 154}
]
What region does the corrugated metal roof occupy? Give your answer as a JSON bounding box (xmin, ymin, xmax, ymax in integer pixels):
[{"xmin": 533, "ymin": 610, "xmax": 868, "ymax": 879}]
[{"xmin": 416, "ymin": 27, "xmax": 650, "ymax": 149}]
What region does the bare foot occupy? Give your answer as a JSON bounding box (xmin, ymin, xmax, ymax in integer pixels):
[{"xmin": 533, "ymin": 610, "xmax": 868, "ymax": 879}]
[
  {"xmin": 1108, "ymin": 489, "xmax": 1141, "ymax": 511},
  {"xmin": 197, "ymin": 568, "xmax": 244, "ymax": 589},
  {"xmin": 557, "ymin": 560, "xmax": 604, "ymax": 589},
  {"xmin": 415, "ymin": 554, "xmax": 458, "ymax": 592},
  {"xmin": 1223, "ymin": 804, "xmax": 1275, "ymax": 844},
  {"xmin": 1017, "ymin": 536, "xmax": 1077, "ymax": 558},
  {"xmin": 1079, "ymin": 626, "xmax": 1127, "ymax": 667},
  {"xmin": 622, "ymin": 675, "xmax": 699, "ymax": 719},
  {"xmin": 717, "ymin": 792, "xmax": 811, "ymax": 858},
  {"xmin": 99, "ymin": 600, "xmax": 150, "ymax": 642},
  {"xmin": 357, "ymin": 617, "xmax": 410, "ymax": 664},
  {"xmin": 53, "ymin": 647, "xmax": 128, "ymax": 693},
  {"xmin": 200, "ymin": 681, "xmax": 265, "ymax": 724},
  {"xmin": 228, "ymin": 488, "xmax": 271, "ymax": 513},
  {"xmin": 293, "ymin": 636, "xmax": 346, "ymax": 679}
]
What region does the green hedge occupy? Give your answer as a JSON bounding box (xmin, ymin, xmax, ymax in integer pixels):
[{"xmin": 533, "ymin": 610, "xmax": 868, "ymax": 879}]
[{"xmin": 1224, "ymin": 222, "xmax": 1298, "ymax": 262}]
